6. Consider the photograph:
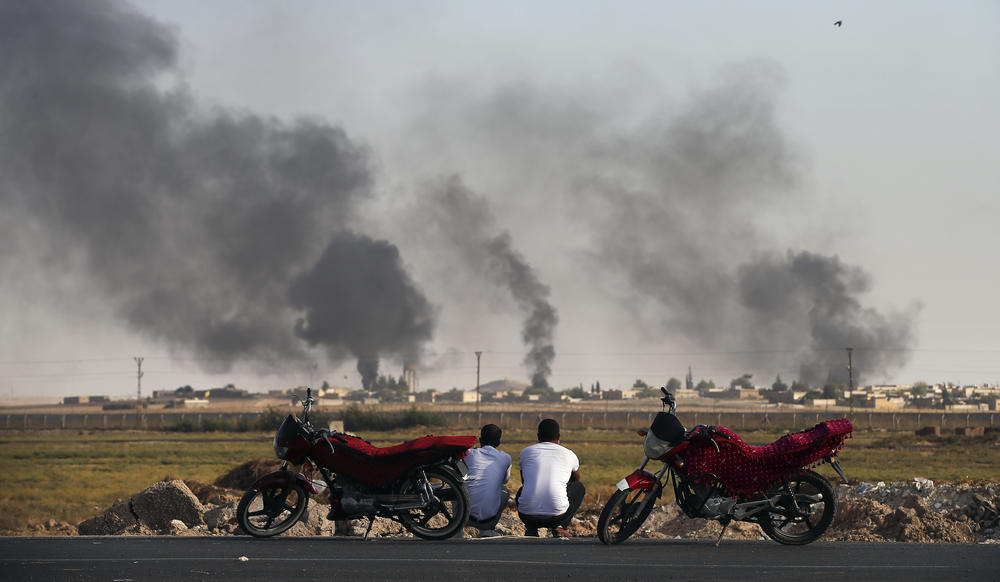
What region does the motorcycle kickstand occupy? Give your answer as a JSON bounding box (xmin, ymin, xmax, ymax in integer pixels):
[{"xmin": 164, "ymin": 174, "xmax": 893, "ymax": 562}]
[
  {"xmin": 714, "ymin": 517, "xmax": 731, "ymax": 547},
  {"xmin": 363, "ymin": 514, "xmax": 376, "ymax": 541}
]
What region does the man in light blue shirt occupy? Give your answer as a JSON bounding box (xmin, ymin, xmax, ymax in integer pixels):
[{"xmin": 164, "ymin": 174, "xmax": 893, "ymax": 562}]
[{"xmin": 464, "ymin": 424, "xmax": 512, "ymax": 537}]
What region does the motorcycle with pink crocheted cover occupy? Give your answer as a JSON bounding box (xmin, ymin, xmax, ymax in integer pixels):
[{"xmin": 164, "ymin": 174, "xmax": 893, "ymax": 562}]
[{"xmin": 598, "ymin": 387, "xmax": 852, "ymax": 546}]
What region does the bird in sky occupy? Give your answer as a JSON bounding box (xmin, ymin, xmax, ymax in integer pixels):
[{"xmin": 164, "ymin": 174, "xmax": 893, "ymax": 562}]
[{"xmin": 834, "ymin": 20, "xmax": 843, "ymax": 27}]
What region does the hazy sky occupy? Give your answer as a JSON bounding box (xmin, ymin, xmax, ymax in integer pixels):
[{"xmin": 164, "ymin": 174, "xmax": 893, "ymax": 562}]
[{"xmin": 2, "ymin": 0, "xmax": 998, "ymax": 399}]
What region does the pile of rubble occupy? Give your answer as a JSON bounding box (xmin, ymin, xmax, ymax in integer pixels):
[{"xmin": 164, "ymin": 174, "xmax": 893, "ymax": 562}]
[
  {"xmin": 70, "ymin": 475, "xmax": 1000, "ymax": 543},
  {"xmin": 828, "ymin": 479, "xmax": 999, "ymax": 543},
  {"xmin": 622, "ymin": 478, "xmax": 1000, "ymax": 544}
]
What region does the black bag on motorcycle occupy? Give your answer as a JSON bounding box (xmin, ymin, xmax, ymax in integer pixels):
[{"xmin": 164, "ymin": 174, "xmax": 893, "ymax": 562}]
[{"xmin": 643, "ymin": 412, "xmax": 685, "ymax": 459}]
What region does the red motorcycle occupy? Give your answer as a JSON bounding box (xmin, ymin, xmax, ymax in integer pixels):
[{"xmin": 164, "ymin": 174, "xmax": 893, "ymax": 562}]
[
  {"xmin": 237, "ymin": 389, "xmax": 477, "ymax": 540},
  {"xmin": 598, "ymin": 387, "xmax": 852, "ymax": 546}
]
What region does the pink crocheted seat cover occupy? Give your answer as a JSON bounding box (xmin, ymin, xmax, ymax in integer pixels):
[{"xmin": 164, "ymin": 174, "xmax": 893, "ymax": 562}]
[{"xmin": 678, "ymin": 419, "xmax": 853, "ymax": 496}]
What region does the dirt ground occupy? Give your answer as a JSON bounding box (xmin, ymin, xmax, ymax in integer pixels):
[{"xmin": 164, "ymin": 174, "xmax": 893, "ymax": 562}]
[{"xmin": 15, "ymin": 468, "xmax": 1000, "ymax": 544}]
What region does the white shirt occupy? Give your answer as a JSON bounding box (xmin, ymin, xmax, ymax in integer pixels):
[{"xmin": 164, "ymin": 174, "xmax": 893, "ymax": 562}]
[
  {"xmin": 464, "ymin": 445, "xmax": 512, "ymax": 521},
  {"xmin": 517, "ymin": 442, "xmax": 580, "ymax": 516}
]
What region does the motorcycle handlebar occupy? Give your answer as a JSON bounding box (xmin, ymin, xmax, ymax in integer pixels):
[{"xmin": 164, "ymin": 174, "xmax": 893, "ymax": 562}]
[{"xmin": 660, "ymin": 387, "xmax": 676, "ymax": 413}]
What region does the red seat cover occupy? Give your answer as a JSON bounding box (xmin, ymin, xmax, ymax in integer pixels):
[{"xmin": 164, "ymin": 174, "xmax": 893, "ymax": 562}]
[
  {"xmin": 311, "ymin": 434, "xmax": 476, "ymax": 486},
  {"xmin": 679, "ymin": 419, "xmax": 853, "ymax": 496}
]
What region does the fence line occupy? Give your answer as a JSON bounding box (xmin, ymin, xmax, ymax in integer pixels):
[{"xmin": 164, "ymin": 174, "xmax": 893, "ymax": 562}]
[{"xmin": 1, "ymin": 410, "xmax": 996, "ymax": 432}]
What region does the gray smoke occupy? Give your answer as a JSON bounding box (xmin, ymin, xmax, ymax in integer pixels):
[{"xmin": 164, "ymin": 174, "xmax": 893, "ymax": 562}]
[
  {"xmin": 737, "ymin": 251, "xmax": 918, "ymax": 385},
  {"xmin": 402, "ymin": 61, "xmax": 917, "ymax": 386},
  {"xmin": 0, "ymin": 0, "xmax": 433, "ymax": 375},
  {"xmin": 415, "ymin": 176, "xmax": 558, "ymax": 388},
  {"xmin": 584, "ymin": 63, "xmax": 917, "ymax": 385}
]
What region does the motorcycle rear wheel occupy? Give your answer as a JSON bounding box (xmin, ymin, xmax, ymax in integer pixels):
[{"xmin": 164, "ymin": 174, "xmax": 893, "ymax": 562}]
[
  {"xmin": 396, "ymin": 466, "xmax": 470, "ymax": 540},
  {"xmin": 597, "ymin": 485, "xmax": 660, "ymax": 545},
  {"xmin": 759, "ymin": 470, "xmax": 836, "ymax": 545},
  {"xmin": 236, "ymin": 482, "xmax": 309, "ymax": 538}
]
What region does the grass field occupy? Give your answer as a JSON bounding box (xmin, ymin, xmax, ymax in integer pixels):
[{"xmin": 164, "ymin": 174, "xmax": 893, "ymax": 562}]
[{"xmin": 1, "ymin": 427, "xmax": 998, "ymax": 532}]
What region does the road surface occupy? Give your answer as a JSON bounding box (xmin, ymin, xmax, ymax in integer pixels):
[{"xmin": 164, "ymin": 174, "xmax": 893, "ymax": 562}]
[{"xmin": 1, "ymin": 536, "xmax": 996, "ymax": 582}]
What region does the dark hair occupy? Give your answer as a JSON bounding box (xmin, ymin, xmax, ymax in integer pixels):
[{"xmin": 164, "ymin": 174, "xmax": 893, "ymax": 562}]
[
  {"xmin": 537, "ymin": 418, "xmax": 560, "ymax": 442},
  {"xmin": 480, "ymin": 423, "xmax": 502, "ymax": 448}
]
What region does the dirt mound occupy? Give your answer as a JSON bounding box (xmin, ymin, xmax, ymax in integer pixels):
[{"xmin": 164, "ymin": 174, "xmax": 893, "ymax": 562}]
[
  {"xmin": 213, "ymin": 458, "xmax": 282, "ymax": 490},
  {"xmin": 56, "ymin": 472, "xmax": 1000, "ymax": 542},
  {"xmin": 829, "ymin": 497, "xmax": 893, "ymax": 541},
  {"xmin": 837, "ymin": 479, "xmax": 1000, "ymax": 543},
  {"xmin": 19, "ymin": 519, "xmax": 79, "ymax": 537},
  {"xmin": 183, "ymin": 479, "xmax": 241, "ymax": 505}
]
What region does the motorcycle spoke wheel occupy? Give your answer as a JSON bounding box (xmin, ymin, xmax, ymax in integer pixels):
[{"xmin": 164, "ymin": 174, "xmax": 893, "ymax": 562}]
[
  {"xmin": 397, "ymin": 467, "xmax": 470, "ymax": 540},
  {"xmin": 597, "ymin": 486, "xmax": 658, "ymax": 545},
  {"xmin": 760, "ymin": 471, "xmax": 835, "ymax": 546},
  {"xmin": 236, "ymin": 483, "xmax": 308, "ymax": 538}
]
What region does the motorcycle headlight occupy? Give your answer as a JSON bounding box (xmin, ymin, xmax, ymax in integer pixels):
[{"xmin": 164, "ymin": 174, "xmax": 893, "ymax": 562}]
[
  {"xmin": 273, "ymin": 435, "xmax": 289, "ymax": 459},
  {"xmin": 643, "ymin": 431, "xmax": 672, "ymax": 460}
]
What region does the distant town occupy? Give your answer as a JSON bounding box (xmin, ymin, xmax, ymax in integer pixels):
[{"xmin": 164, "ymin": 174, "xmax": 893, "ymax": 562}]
[{"xmin": 55, "ymin": 374, "xmax": 1000, "ymax": 413}]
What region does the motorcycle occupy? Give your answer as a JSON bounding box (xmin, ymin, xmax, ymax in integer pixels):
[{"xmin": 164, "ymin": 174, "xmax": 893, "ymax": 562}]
[
  {"xmin": 598, "ymin": 387, "xmax": 852, "ymax": 546},
  {"xmin": 236, "ymin": 388, "xmax": 477, "ymax": 540}
]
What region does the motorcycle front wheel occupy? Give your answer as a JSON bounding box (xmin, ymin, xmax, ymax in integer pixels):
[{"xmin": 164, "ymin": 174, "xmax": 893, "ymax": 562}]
[
  {"xmin": 759, "ymin": 470, "xmax": 836, "ymax": 545},
  {"xmin": 597, "ymin": 485, "xmax": 660, "ymax": 545},
  {"xmin": 396, "ymin": 466, "xmax": 470, "ymax": 540},
  {"xmin": 236, "ymin": 482, "xmax": 309, "ymax": 537}
]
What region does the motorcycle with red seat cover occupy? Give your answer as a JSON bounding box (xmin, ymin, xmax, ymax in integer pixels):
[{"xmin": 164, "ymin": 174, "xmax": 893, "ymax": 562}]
[
  {"xmin": 598, "ymin": 387, "xmax": 852, "ymax": 546},
  {"xmin": 236, "ymin": 388, "xmax": 476, "ymax": 540}
]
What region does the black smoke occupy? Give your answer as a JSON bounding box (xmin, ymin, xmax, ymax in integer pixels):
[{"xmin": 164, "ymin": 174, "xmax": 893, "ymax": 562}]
[
  {"xmin": 414, "ymin": 176, "xmax": 558, "ymax": 388},
  {"xmin": 737, "ymin": 251, "xmax": 918, "ymax": 385},
  {"xmin": 0, "ymin": 0, "xmax": 433, "ymax": 376},
  {"xmin": 289, "ymin": 233, "xmax": 435, "ymax": 389}
]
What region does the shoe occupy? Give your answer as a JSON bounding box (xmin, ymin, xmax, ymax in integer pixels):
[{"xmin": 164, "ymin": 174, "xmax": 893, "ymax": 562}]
[
  {"xmin": 478, "ymin": 529, "xmax": 501, "ymax": 538},
  {"xmin": 524, "ymin": 527, "xmax": 539, "ymax": 537},
  {"xmin": 551, "ymin": 526, "xmax": 573, "ymax": 538}
]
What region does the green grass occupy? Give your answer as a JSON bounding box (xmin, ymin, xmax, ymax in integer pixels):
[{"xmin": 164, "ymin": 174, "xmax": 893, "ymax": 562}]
[
  {"xmin": 0, "ymin": 432, "xmax": 272, "ymax": 531},
  {"xmin": 1, "ymin": 427, "xmax": 998, "ymax": 532}
]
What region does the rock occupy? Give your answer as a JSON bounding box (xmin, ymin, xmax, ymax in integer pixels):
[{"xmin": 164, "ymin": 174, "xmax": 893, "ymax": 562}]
[
  {"xmin": 169, "ymin": 519, "xmax": 188, "ymax": 534},
  {"xmin": 131, "ymin": 480, "xmax": 205, "ymax": 532},
  {"xmin": 281, "ymin": 507, "xmax": 339, "ymax": 537},
  {"xmin": 204, "ymin": 502, "xmax": 238, "ymax": 531},
  {"xmin": 183, "ymin": 479, "xmax": 241, "ymax": 506},
  {"xmin": 78, "ymin": 499, "xmax": 145, "ymax": 536}
]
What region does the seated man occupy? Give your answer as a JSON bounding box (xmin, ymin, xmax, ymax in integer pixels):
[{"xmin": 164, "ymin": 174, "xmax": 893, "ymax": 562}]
[
  {"xmin": 516, "ymin": 418, "xmax": 585, "ymax": 538},
  {"xmin": 464, "ymin": 424, "xmax": 512, "ymax": 537}
]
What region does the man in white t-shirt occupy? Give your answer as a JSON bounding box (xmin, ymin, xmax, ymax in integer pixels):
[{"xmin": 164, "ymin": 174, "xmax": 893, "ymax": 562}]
[
  {"xmin": 464, "ymin": 424, "xmax": 512, "ymax": 537},
  {"xmin": 516, "ymin": 418, "xmax": 585, "ymax": 538}
]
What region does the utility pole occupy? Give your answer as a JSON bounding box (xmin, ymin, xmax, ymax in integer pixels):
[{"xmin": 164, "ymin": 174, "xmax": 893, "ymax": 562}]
[
  {"xmin": 475, "ymin": 351, "xmax": 482, "ymax": 413},
  {"xmin": 846, "ymin": 347, "xmax": 854, "ymax": 417},
  {"xmin": 134, "ymin": 356, "xmax": 144, "ymax": 428}
]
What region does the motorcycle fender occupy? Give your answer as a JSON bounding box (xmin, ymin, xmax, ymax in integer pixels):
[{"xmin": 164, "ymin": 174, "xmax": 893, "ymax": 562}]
[
  {"xmin": 616, "ymin": 470, "xmax": 657, "ymax": 491},
  {"xmin": 251, "ymin": 469, "xmax": 320, "ymax": 495}
]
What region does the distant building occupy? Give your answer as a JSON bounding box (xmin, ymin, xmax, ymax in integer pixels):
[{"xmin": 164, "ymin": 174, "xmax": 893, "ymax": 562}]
[
  {"xmin": 206, "ymin": 385, "xmax": 250, "ymax": 399},
  {"xmin": 62, "ymin": 395, "xmax": 109, "ymax": 405},
  {"xmin": 476, "ymin": 378, "xmax": 530, "ymax": 399}
]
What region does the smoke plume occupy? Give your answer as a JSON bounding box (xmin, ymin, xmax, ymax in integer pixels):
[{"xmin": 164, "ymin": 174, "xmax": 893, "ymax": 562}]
[
  {"xmin": 0, "ymin": 0, "xmax": 433, "ymax": 376},
  {"xmin": 583, "ymin": 63, "xmax": 917, "ymax": 385},
  {"xmin": 289, "ymin": 233, "xmax": 435, "ymax": 389},
  {"xmin": 737, "ymin": 251, "xmax": 918, "ymax": 385},
  {"xmin": 414, "ymin": 176, "xmax": 558, "ymax": 387},
  {"xmin": 400, "ymin": 61, "xmax": 917, "ymax": 386}
]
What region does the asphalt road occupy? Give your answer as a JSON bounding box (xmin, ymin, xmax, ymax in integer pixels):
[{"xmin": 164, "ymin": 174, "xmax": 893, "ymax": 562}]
[{"xmin": 1, "ymin": 536, "xmax": 997, "ymax": 582}]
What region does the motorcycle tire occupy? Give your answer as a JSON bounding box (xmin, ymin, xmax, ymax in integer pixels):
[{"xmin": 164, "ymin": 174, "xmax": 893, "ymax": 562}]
[
  {"xmin": 236, "ymin": 482, "xmax": 309, "ymax": 538},
  {"xmin": 597, "ymin": 485, "xmax": 660, "ymax": 545},
  {"xmin": 396, "ymin": 466, "xmax": 470, "ymax": 541},
  {"xmin": 759, "ymin": 470, "xmax": 836, "ymax": 546}
]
